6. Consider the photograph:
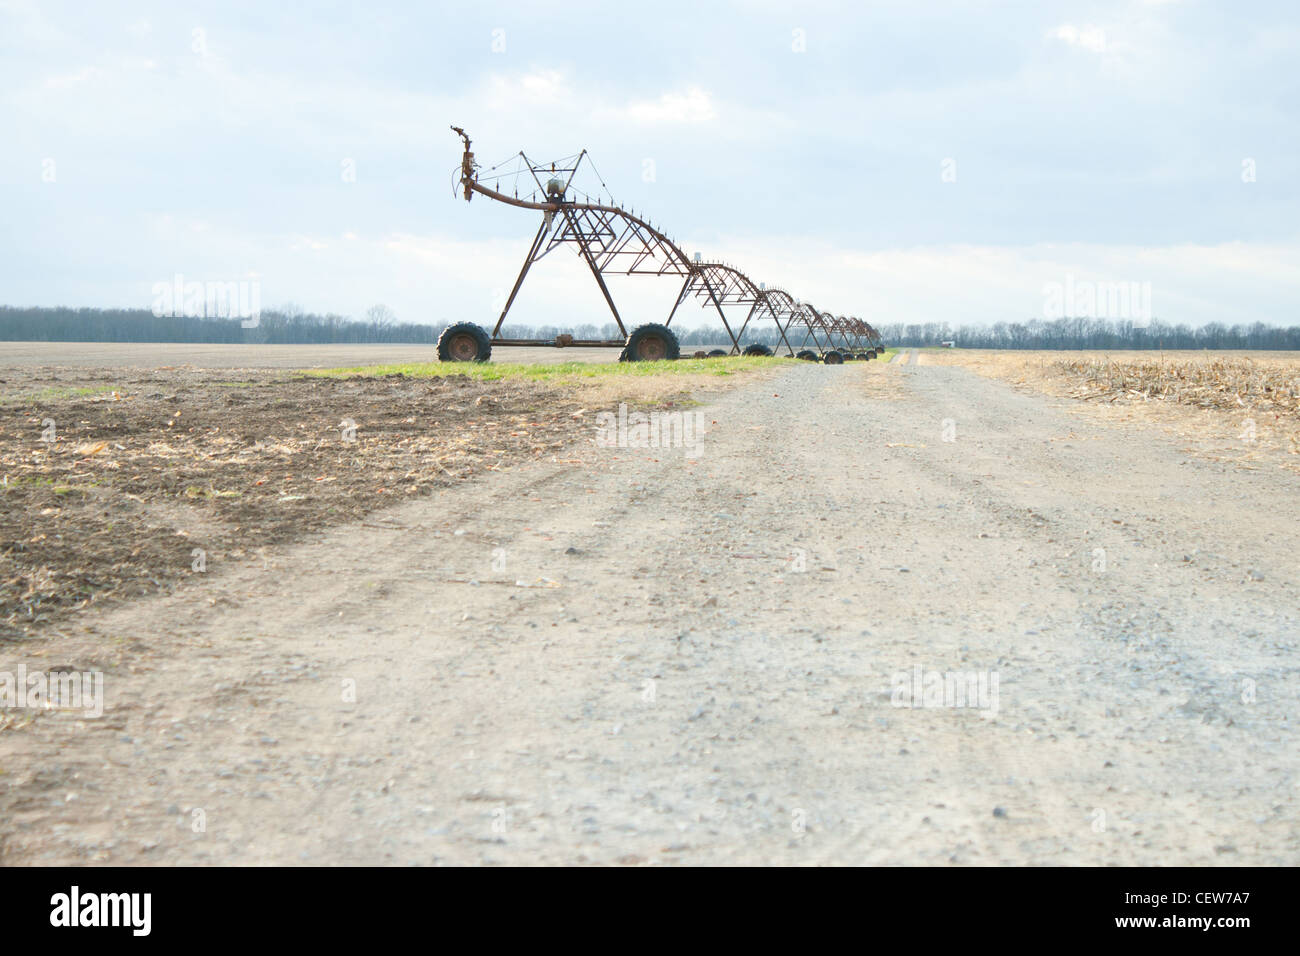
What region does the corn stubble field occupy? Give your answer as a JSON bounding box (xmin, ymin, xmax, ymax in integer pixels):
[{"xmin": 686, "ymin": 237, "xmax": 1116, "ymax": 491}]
[
  {"xmin": 1055, "ymin": 355, "xmax": 1299, "ymax": 414},
  {"xmin": 940, "ymin": 349, "xmax": 1300, "ymax": 407},
  {"xmin": 923, "ymin": 349, "xmax": 1300, "ymax": 464}
]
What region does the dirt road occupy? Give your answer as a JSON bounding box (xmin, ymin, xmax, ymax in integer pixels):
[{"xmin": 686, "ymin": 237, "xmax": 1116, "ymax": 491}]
[{"xmin": 3, "ymin": 360, "xmax": 1297, "ymax": 865}]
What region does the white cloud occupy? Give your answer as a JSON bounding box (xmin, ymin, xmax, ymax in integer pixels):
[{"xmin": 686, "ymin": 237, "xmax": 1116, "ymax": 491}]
[
  {"xmin": 44, "ymin": 66, "xmax": 98, "ymax": 89},
  {"xmin": 1049, "ymin": 24, "xmax": 1108, "ymax": 53},
  {"xmin": 485, "ymin": 69, "xmax": 570, "ymax": 109},
  {"xmin": 595, "ymin": 87, "xmax": 717, "ymax": 125}
]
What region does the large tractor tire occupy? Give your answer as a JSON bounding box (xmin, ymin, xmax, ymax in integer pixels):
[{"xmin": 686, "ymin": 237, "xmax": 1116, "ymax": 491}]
[
  {"xmin": 742, "ymin": 343, "xmax": 773, "ymax": 357},
  {"xmin": 437, "ymin": 322, "xmax": 492, "ymax": 363},
  {"xmin": 796, "ymin": 350, "xmax": 818, "ymax": 362},
  {"xmin": 823, "ymin": 350, "xmax": 844, "ymax": 365},
  {"xmin": 707, "ymin": 349, "xmax": 728, "ymax": 358},
  {"xmin": 621, "ymin": 323, "xmax": 681, "ymax": 362}
]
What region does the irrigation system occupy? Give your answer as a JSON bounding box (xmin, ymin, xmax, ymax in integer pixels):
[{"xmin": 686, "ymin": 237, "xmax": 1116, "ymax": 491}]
[{"xmin": 443, "ymin": 127, "xmax": 884, "ymax": 364}]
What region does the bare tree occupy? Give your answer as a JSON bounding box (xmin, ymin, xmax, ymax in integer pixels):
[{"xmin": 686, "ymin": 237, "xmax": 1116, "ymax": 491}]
[{"xmin": 366, "ymin": 304, "xmax": 396, "ymax": 337}]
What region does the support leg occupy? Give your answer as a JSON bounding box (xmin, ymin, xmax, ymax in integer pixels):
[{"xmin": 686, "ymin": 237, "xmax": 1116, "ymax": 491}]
[
  {"xmin": 734, "ymin": 301, "xmax": 760, "ymax": 345},
  {"xmin": 664, "ymin": 274, "xmax": 694, "ymax": 328},
  {"xmin": 566, "ymin": 208, "xmax": 627, "ymax": 337},
  {"xmin": 702, "ymin": 276, "xmax": 742, "ymax": 353},
  {"xmin": 768, "ymin": 302, "xmax": 796, "ymax": 356},
  {"xmin": 492, "ymin": 218, "xmax": 551, "ymax": 339}
]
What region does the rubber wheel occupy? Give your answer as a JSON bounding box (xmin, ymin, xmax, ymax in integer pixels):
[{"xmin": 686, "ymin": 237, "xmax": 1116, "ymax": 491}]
[
  {"xmin": 796, "ymin": 350, "xmax": 817, "ymax": 362},
  {"xmin": 742, "ymin": 343, "xmax": 773, "ymax": 357},
  {"xmin": 621, "ymin": 323, "xmax": 681, "ymax": 362},
  {"xmin": 707, "ymin": 349, "xmax": 727, "ymax": 358},
  {"xmin": 823, "ymin": 351, "xmax": 844, "ymax": 365},
  {"xmin": 438, "ymin": 322, "xmax": 492, "ymax": 363}
]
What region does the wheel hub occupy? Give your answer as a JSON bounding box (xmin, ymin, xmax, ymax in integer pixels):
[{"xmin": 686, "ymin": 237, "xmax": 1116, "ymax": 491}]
[
  {"xmin": 636, "ymin": 336, "xmax": 667, "ymax": 361},
  {"xmin": 448, "ymin": 334, "xmax": 477, "ymax": 361}
]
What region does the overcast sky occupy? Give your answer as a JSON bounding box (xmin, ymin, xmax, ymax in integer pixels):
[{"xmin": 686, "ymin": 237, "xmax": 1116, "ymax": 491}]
[{"xmin": 3, "ymin": 0, "xmax": 1298, "ymax": 331}]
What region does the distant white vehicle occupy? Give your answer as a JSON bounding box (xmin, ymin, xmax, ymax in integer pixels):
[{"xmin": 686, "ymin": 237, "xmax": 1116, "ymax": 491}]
[{"xmin": 941, "ymin": 340, "xmax": 955, "ymax": 348}]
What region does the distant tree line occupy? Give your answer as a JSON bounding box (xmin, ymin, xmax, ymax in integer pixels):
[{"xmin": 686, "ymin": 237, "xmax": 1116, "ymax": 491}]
[
  {"xmin": 0, "ymin": 305, "xmax": 444, "ymax": 344},
  {"xmin": 0, "ymin": 307, "xmax": 780, "ymax": 347},
  {"xmin": 878, "ymin": 317, "xmax": 1300, "ymax": 350},
  {"xmin": 3, "ymin": 307, "xmax": 1297, "ymax": 350}
]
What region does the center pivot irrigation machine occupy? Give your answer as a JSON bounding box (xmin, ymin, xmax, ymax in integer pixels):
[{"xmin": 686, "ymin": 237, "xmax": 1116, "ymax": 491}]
[{"xmin": 443, "ymin": 127, "xmax": 884, "ymax": 364}]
